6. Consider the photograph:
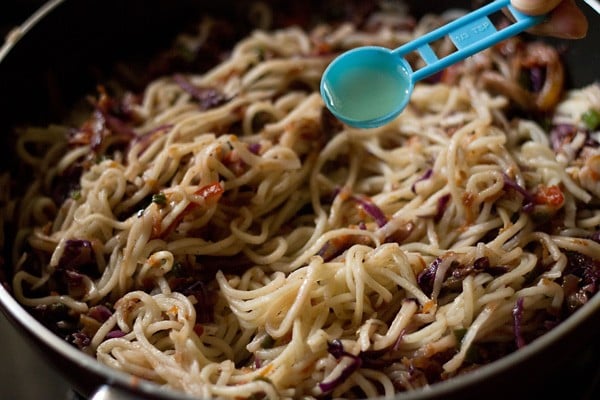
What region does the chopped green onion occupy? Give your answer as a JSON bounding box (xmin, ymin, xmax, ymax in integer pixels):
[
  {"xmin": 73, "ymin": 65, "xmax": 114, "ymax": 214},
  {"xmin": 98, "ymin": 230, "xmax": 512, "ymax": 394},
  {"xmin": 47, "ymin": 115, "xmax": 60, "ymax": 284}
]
[
  {"xmin": 152, "ymin": 192, "xmax": 167, "ymax": 206},
  {"xmin": 582, "ymin": 109, "xmax": 600, "ymax": 131}
]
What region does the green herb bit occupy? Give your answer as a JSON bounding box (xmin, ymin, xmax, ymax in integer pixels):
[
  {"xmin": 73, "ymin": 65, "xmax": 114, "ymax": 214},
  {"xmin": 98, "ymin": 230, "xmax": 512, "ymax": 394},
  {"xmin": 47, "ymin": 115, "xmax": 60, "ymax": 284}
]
[
  {"xmin": 255, "ymin": 47, "xmax": 266, "ymax": 62},
  {"xmin": 152, "ymin": 192, "xmax": 167, "ymax": 206},
  {"xmin": 261, "ymin": 335, "xmax": 275, "ymax": 349},
  {"xmin": 453, "ymin": 328, "xmax": 468, "ymax": 344},
  {"xmin": 70, "ymin": 190, "xmax": 82, "ymax": 200},
  {"xmin": 582, "ymin": 109, "xmax": 600, "ymax": 131},
  {"xmin": 253, "ymin": 376, "xmax": 273, "ymax": 384},
  {"xmin": 95, "ymin": 155, "xmax": 109, "ymax": 164}
]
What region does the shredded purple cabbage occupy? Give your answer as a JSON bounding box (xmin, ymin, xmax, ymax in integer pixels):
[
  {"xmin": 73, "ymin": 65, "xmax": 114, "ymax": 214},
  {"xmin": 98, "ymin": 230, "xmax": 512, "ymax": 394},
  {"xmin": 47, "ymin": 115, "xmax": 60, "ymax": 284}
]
[
  {"xmin": 512, "ymin": 297, "xmax": 526, "ymax": 349},
  {"xmin": 59, "ymin": 240, "xmax": 94, "ymax": 270},
  {"xmin": 319, "ymin": 340, "xmax": 363, "ymax": 393},
  {"xmin": 173, "ymin": 74, "xmax": 227, "ymax": 110},
  {"xmin": 353, "ymin": 195, "xmax": 387, "ymax": 227},
  {"xmin": 434, "ymin": 194, "xmax": 451, "ymax": 222},
  {"xmin": 564, "ymin": 251, "xmax": 600, "ymax": 300},
  {"xmin": 88, "ymin": 305, "xmax": 113, "ymax": 323},
  {"xmin": 178, "ymin": 281, "xmax": 215, "ymax": 323},
  {"xmin": 106, "ymin": 330, "xmax": 126, "ymax": 339},
  {"xmin": 411, "ymin": 169, "xmax": 433, "ymax": 194},
  {"xmin": 550, "ymin": 124, "xmax": 577, "ymax": 152},
  {"xmin": 50, "ymin": 164, "xmax": 83, "ymax": 205},
  {"xmin": 417, "ymin": 257, "xmax": 441, "ymax": 296},
  {"xmin": 248, "ymin": 142, "xmax": 261, "ymax": 155},
  {"xmin": 317, "ymin": 242, "xmax": 332, "ymax": 260},
  {"xmin": 528, "ymin": 66, "xmax": 546, "ymax": 93},
  {"xmin": 502, "ymin": 173, "xmax": 535, "ymax": 212},
  {"xmin": 473, "ymin": 256, "xmax": 508, "ymax": 276},
  {"xmin": 69, "ymin": 331, "xmax": 91, "ymax": 349},
  {"xmin": 473, "ymin": 257, "xmax": 490, "ymax": 271},
  {"xmin": 139, "ymin": 123, "xmax": 173, "ymax": 138},
  {"xmin": 102, "ymin": 112, "xmax": 137, "ymax": 143},
  {"xmin": 327, "ymin": 339, "xmax": 347, "ymax": 359}
]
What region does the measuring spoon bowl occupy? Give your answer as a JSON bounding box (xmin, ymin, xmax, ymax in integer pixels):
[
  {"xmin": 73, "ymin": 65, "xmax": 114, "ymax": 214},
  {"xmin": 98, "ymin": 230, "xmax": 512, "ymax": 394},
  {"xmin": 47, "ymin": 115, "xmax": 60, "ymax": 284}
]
[{"xmin": 320, "ymin": 46, "xmax": 414, "ymax": 129}]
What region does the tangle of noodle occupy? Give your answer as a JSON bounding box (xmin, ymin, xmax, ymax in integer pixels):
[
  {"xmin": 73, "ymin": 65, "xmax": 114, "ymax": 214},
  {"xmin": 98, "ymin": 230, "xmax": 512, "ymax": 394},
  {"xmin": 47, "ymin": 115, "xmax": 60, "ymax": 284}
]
[{"xmin": 2, "ymin": 4, "xmax": 600, "ymax": 400}]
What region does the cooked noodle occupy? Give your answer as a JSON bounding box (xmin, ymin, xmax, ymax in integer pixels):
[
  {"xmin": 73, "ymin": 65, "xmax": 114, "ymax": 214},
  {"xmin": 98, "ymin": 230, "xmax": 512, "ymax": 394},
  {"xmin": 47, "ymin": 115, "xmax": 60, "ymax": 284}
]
[{"xmin": 2, "ymin": 4, "xmax": 600, "ymax": 399}]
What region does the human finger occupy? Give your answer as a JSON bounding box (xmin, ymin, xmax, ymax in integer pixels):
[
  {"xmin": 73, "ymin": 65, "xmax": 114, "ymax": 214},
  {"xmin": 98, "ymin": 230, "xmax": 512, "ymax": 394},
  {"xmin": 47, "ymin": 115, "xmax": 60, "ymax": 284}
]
[
  {"xmin": 526, "ymin": 0, "xmax": 588, "ymax": 39},
  {"xmin": 511, "ymin": 0, "xmax": 563, "ymax": 15}
]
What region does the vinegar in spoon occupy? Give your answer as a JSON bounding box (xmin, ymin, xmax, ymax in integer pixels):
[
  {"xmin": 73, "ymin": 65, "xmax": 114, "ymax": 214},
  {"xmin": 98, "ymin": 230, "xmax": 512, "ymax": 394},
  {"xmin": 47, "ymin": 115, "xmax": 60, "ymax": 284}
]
[{"xmin": 322, "ymin": 63, "xmax": 410, "ymax": 122}]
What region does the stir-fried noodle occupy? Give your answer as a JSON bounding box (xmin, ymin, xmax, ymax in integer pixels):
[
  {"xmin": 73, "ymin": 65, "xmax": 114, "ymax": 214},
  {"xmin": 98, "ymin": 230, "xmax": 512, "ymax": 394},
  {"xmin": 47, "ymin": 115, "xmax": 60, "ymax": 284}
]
[{"xmin": 2, "ymin": 4, "xmax": 600, "ymax": 399}]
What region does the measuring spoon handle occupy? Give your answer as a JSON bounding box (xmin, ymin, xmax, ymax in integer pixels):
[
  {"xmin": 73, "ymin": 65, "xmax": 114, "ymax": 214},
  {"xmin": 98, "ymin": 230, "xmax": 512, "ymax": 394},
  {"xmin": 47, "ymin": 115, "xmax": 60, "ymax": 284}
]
[{"xmin": 392, "ymin": 0, "xmax": 544, "ymax": 83}]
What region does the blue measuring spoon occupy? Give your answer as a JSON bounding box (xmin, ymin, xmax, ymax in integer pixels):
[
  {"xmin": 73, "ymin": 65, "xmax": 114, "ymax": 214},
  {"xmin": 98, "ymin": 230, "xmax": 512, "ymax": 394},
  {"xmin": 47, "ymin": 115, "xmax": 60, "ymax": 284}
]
[{"xmin": 320, "ymin": 0, "xmax": 545, "ymax": 129}]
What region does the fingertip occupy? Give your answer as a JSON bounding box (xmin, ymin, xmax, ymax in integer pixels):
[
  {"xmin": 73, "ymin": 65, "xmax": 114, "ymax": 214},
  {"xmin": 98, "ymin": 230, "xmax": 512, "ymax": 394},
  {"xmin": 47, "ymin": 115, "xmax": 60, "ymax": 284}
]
[{"xmin": 511, "ymin": 0, "xmax": 562, "ymax": 16}]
